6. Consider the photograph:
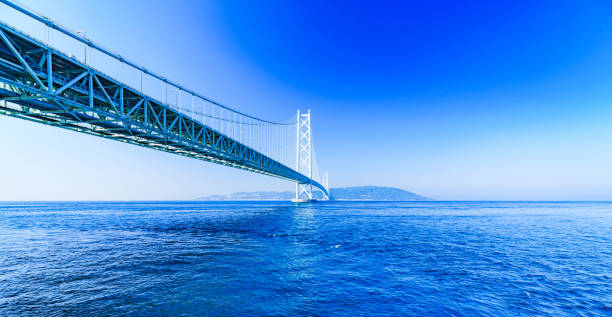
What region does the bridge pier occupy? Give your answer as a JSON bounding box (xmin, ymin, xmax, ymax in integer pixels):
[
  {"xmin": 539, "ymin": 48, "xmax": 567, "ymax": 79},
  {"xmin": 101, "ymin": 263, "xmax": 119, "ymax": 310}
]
[{"xmin": 291, "ymin": 198, "xmax": 318, "ymax": 203}]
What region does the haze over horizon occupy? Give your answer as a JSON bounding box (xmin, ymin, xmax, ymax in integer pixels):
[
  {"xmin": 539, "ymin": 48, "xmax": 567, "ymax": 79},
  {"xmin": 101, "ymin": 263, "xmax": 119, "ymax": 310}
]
[{"xmin": 1, "ymin": 0, "xmax": 612, "ymax": 201}]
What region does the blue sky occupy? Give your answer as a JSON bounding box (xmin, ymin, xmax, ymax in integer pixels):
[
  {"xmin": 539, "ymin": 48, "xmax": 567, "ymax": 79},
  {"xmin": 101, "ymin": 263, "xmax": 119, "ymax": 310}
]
[{"xmin": 1, "ymin": 0, "xmax": 612, "ymax": 200}]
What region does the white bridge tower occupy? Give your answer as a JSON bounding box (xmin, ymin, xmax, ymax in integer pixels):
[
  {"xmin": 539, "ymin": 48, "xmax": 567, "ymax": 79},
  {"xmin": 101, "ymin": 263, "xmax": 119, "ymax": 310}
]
[{"xmin": 295, "ymin": 109, "xmax": 313, "ymax": 201}]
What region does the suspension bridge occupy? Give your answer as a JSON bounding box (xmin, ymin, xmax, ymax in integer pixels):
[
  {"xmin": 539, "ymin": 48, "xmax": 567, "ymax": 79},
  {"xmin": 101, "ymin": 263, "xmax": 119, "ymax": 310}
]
[{"xmin": 0, "ymin": 1, "xmax": 330, "ymax": 201}]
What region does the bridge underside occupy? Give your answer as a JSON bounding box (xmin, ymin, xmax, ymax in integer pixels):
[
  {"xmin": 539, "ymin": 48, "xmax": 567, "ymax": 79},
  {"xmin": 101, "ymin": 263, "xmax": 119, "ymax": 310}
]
[
  {"xmin": 0, "ymin": 87, "xmax": 289, "ymax": 180},
  {"xmin": 0, "ymin": 21, "xmax": 329, "ymax": 197}
]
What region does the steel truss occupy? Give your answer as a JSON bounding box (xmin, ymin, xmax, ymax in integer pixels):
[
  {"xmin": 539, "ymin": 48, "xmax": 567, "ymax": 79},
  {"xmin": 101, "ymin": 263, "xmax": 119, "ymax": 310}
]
[{"xmin": 0, "ymin": 21, "xmax": 330, "ymax": 197}]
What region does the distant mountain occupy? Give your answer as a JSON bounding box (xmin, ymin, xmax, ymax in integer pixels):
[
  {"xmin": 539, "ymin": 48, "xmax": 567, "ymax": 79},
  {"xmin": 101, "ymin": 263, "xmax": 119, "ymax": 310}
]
[
  {"xmin": 195, "ymin": 186, "xmax": 431, "ymax": 201},
  {"xmin": 330, "ymin": 186, "xmax": 431, "ymax": 201}
]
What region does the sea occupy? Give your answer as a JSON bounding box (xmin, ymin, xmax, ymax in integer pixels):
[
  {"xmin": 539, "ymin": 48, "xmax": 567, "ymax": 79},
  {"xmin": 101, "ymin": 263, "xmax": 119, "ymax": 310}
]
[{"xmin": 0, "ymin": 201, "xmax": 611, "ymax": 316}]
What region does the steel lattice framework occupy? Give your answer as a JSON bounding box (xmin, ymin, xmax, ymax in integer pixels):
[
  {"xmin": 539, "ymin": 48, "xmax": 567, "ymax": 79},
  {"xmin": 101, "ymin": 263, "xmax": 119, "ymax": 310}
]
[
  {"xmin": 0, "ymin": 19, "xmax": 330, "ymax": 199},
  {"xmin": 295, "ymin": 110, "xmax": 313, "ymax": 200}
]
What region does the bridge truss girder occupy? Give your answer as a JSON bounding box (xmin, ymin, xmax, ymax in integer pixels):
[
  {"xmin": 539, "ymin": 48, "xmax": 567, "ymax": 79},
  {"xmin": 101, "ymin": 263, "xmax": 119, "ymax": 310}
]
[{"xmin": 0, "ymin": 21, "xmax": 329, "ymax": 196}]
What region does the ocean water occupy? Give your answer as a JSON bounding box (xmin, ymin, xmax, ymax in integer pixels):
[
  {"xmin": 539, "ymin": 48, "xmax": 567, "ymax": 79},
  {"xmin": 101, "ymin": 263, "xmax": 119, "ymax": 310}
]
[{"xmin": 0, "ymin": 201, "xmax": 611, "ymax": 316}]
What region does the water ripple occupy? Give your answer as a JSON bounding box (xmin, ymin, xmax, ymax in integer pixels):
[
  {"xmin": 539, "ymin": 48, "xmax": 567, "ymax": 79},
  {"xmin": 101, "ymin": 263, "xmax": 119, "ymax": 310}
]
[{"xmin": 0, "ymin": 201, "xmax": 611, "ymax": 316}]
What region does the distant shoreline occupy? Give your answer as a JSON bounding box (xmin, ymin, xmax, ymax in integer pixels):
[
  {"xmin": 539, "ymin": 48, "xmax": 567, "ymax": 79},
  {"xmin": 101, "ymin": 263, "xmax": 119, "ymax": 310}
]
[
  {"xmin": 195, "ymin": 186, "xmax": 431, "ymax": 201},
  {"xmin": 2, "ymin": 200, "xmax": 612, "ymax": 203}
]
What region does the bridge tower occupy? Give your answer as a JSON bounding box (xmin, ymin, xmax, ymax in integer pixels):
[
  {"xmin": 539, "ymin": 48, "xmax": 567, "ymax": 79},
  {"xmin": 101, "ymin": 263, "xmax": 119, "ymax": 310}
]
[{"xmin": 295, "ymin": 109, "xmax": 314, "ymax": 202}]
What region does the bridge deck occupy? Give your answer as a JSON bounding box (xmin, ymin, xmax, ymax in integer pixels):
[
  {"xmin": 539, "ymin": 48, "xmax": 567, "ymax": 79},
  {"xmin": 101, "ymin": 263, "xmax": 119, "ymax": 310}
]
[{"xmin": 0, "ymin": 21, "xmax": 328, "ymax": 196}]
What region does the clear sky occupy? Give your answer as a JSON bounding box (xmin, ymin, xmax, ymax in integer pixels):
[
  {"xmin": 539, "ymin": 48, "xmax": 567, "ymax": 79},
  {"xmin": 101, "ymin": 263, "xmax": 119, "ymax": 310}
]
[{"xmin": 1, "ymin": 0, "xmax": 612, "ymax": 200}]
